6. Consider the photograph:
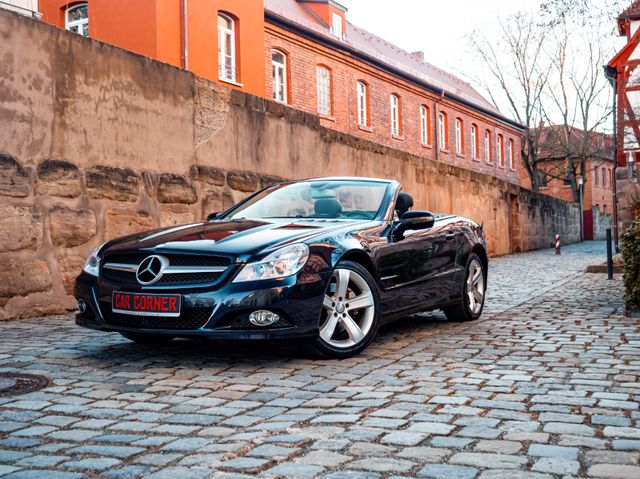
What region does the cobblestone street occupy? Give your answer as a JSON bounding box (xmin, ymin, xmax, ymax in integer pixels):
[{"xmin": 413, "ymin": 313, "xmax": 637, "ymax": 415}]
[{"xmin": 0, "ymin": 241, "xmax": 638, "ymax": 479}]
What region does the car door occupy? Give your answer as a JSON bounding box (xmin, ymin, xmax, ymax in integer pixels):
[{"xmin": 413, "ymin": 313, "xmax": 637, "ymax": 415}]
[{"xmin": 375, "ymin": 216, "xmax": 458, "ymax": 316}]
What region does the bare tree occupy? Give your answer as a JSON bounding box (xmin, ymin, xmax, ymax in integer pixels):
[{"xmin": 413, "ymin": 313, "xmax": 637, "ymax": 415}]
[
  {"xmin": 469, "ymin": 12, "xmax": 550, "ymax": 191},
  {"xmin": 538, "ymin": 5, "xmax": 614, "ymax": 201}
]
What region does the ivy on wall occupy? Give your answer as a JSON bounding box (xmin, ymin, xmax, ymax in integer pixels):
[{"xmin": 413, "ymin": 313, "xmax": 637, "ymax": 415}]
[{"xmin": 623, "ymin": 219, "xmax": 640, "ymax": 313}]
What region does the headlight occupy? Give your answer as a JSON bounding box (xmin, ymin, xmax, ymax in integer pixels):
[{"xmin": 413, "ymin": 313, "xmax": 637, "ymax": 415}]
[
  {"xmin": 233, "ymin": 244, "xmax": 309, "ymax": 282},
  {"xmin": 83, "ymin": 243, "xmax": 106, "ymax": 277}
]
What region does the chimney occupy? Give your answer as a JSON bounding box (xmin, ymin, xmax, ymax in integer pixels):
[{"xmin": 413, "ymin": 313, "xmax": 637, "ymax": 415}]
[{"xmin": 411, "ymin": 51, "xmax": 425, "ymax": 62}]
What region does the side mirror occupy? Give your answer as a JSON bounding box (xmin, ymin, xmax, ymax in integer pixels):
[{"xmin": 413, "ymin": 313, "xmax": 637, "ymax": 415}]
[
  {"xmin": 207, "ymin": 212, "xmax": 222, "ymax": 221},
  {"xmin": 397, "ymin": 211, "xmax": 435, "ymax": 234}
]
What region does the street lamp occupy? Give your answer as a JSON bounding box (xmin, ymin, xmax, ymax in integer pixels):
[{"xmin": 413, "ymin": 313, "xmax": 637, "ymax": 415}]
[{"xmin": 578, "ymin": 175, "xmax": 584, "ymax": 242}]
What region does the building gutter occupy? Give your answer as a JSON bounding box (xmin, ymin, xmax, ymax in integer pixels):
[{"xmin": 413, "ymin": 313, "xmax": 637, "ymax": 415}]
[
  {"xmin": 265, "ymin": 10, "xmax": 525, "ymax": 131},
  {"xmin": 181, "ymin": 0, "xmax": 189, "ymax": 69}
]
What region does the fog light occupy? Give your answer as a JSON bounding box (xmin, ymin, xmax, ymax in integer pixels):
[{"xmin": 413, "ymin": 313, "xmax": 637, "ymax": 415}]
[
  {"xmin": 249, "ymin": 310, "xmax": 280, "ymax": 327},
  {"xmin": 77, "ymin": 300, "xmax": 87, "ymax": 313}
]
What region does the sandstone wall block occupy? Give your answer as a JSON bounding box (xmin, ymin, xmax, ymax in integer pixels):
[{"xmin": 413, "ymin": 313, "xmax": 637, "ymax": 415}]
[
  {"xmin": 0, "ymin": 205, "xmax": 42, "ymax": 252},
  {"xmin": 49, "ymin": 206, "xmax": 97, "ymax": 247},
  {"xmin": 105, "ymin": 209, "xmax": 153, "ymax": 239},
  {"xmin": 0, "ymin": 260, "xmax": 52, "ymax": 304},
  {"xmin": 86, "ymin": 165, "xmax": 141, "ymax": 202},
  {"xmin": 157, "ymin": 173, "xmax": 197, "ymax": 204},
  {"xmin": 0, "ymin": 153, "xmax": 29, "ymax": 197},
  {"xmin": 227, "ymin": 171, "xmax": 260, "ymax": 192},
  {"xmin": 190, "ymin": 165, "xmax": 226, "ymax": 186},
  {"xmin": 160, "ymin": 205, "xmax": 196, "ymax": 227},
  {"xmin": 58, "ymin": 255, "xmax": 85, "ymax": 294},
  {"xmin": 36, "ymin": 159, "xmax": 81, "ymax": 197}
]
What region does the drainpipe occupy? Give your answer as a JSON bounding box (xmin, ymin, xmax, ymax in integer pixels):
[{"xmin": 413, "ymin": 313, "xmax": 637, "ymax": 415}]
[
  {"xmin": 605, "ymin": 65, "xmax": 620, "ymax": 252},
  {"xmin": 434, "ymin": 90, "xmax": 445, "ymax": 162},
  {"xmin": 181, "ymin": 0, "xmax": 189, "ymax": 69}
]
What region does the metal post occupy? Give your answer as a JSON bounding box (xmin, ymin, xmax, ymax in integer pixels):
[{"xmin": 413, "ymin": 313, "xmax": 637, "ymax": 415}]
[
  {"xmin": 579, "ymin": 180, "xmax": 584, "ymax": 242},
  {"xmin": 606, "ymin": 228, "xmax": 613, "ymax": 280}
]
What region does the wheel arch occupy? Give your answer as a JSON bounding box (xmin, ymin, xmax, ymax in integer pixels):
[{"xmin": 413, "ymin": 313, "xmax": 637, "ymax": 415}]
[{"xmin": 336, "ymin": 250, "xmax": 379, "ymax": 283}]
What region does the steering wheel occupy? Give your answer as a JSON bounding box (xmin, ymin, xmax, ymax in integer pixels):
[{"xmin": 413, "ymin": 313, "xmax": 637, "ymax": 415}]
[{"xmin": 343, "ymin": 211, "xmax": 373, "ymax": 220}]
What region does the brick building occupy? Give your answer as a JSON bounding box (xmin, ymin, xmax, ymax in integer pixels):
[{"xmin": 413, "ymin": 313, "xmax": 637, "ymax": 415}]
[{"xmin": 37, "ymin": 0, "xmax": 523, "ymax": 185}]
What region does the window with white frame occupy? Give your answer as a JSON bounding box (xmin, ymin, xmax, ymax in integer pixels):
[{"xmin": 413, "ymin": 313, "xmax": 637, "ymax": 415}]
[
  {"xmin": 497, "ymin": 134, "xmax": 505, "ymax": 167},
  {"xmin": 438, "ymin": 112, "xmax": 448, "ymax": 149},
  {"xmin": 390, "ymin": 94, "xmax": 401, "ymax": 136},
  {"xmin": 66, "ymin": 3, "xmax": 88, "ymax": 37},
  {"xmin": 357, "ymin": 81, "xmax": 368, "ymax": 127},
  {"xmin": 331, "ymin": 13, "xmax": 343, "ymax": 37},
  {"xmin": 602, "ymin": 167, "xmax": 607, "ymax": 187},
  {"xmin": 484, "ymin": 130, "xmax": 491, "ymax": 162},
  {"xmin": 455, "ymin": 118, "xmax": 464, "ymax": 154},
  {"xmin": 272, "ymin": 50, "xmax": 287, "ymax": 103},
  {"xmin": 471, "ymin": 124, "xmax": 478, "ymax": 159},
  {"xmin": 218, "ymin": 13, "xmax": 237, "ymax": 83},
  {"xmin": 316, "ymin": 66, "xmax": 331, "ymax": 116},
  {"xmin": 420, "ymin": 105, "xmax": 430, "ymax": 145},
  {"xmin": 508, "ymin": 139, "xmax": 515, "ymax": 169},
  {"xmin": 594, "ymin": 167, "xmax": 599, "ymax": 186}
]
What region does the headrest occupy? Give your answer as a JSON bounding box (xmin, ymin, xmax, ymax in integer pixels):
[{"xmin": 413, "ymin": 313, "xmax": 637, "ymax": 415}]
[
  {"xmin": 314, "ymin": 198, "xmax": 343, "ymax": 218},
  {"xmin": 395, "ymin": 192, "xmax": 414, "ymax": 214}
]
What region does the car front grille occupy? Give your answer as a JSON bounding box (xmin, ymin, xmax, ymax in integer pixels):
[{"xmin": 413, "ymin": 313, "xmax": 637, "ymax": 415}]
[
  {"xmin": 101, "ymin": 302, "xmax": 211, "ymax": 330},
  {"xmin": 101, "ymin": 252, "xmax": 232, "ymax": 287}
]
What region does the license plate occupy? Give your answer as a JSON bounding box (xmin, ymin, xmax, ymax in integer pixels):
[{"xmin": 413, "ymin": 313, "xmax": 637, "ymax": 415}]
[{"xmin": 112, "ymin": 292, "xmax": 181, "ymax": 317}]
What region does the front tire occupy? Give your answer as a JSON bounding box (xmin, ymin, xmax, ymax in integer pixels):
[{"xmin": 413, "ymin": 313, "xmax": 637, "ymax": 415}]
[
  {"xmin": 443, "ymin": 253, "xmax": 486, "ymax": 322},
  {"xmin": 119, "ymin": 332, "xmax": 175, "ymax": 345},
  {"xmin": 312, "ymin": 261, "xmax": 380, "ymax": 359}
]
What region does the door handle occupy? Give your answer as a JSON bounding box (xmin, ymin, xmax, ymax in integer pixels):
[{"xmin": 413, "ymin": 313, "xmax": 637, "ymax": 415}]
[{"xmin": 445, "ymin": 233, "xmax": 456, "ymax": 241}]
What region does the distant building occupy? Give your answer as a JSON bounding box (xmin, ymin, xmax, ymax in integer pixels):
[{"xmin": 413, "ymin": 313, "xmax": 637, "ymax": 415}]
[
  {"xmin": 534, "ymin": 126, "xmax": 614, "ymax": 239},
  {"xmin": 37, "ymin": 0, "xmax": 523, "ymax": 185}
]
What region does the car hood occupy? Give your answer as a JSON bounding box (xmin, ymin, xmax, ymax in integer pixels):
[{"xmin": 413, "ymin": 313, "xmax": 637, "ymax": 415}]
[{"xmin": 102, "ymin": 218, "xmax": 373, "ymax": 259}]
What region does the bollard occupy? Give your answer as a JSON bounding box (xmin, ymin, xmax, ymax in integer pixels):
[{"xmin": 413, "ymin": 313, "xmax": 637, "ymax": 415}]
[
  {"xmin": 555, "ymin": 234, "xmax": 561, "ymax": 255},
  {"xmin": 606, "ymin": 228, "xmax": 613, "ymax": 280}
]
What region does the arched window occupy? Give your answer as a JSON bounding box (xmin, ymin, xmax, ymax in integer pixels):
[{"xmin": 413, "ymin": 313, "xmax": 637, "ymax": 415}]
[
  {"xmin": 484, "ymin": 129, "xmax": 492, "ymax": 163},
  {"xmin": 66, "ymin": 3, "xmax": 88, "ymax": 37},
  {"xmin": 316, "ymin": 66, "xmax": 332, "ymax": 116},
  {"xmin": 357, "ymin": 81, "xmax": 369, "ymax": 127},
  {"xmin": 218, "ymin": 13, "xmax": 237, "ymax": 83},
  {"xmin": 390, "ymin": 94, "xmax": 401, "ymax": 136},
  {"xmin": 420, "ymin": 105, "xmax": 431, "ymax": 145},
  {"xmin": 508, "ymin": 139, "xmax": 515, "ymax": 169},
  {"xmin": 455, "ymin": 118, "xmax": 464, "ymax": 155},
  {"xmin": 497, "ymin": 134, "xmax": 505, "ymax": 167},
  {"xmin": 471, "ymin": 124, "xmax": 479, "ymax": 159},
  {"xmin": 272, "ymin": 50, "xmax": 287, "ymax": 104},
  {"xmin": 438, "ymin": 111, "xmax": 448, "ymax": 150}
]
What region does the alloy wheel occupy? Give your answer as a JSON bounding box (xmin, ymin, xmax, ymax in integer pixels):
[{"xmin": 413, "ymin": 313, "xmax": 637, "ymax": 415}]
[
  {"xmin": 319, "ymin": 268, "xmax": 375, "ymax": 348},
  {"xmin": 466, "ymin": 259, "xmax": 485, "ymax": 315}
]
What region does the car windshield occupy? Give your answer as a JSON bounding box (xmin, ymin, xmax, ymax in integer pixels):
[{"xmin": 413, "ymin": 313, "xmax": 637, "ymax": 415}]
[{"xmin": 222, "ymin": 180, "xmax": 390, "ymax": 221}]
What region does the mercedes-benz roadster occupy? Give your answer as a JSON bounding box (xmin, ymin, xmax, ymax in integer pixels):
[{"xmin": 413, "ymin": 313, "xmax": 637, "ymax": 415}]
[{"xmin": 75, "ymin": 177, "xmax": 487, "ymax": 358}]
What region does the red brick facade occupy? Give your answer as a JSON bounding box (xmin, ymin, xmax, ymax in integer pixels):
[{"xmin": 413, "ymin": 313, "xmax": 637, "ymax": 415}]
[{"xmin": 264, "ymin": 21, "xmax": 522, "ymax": 185}]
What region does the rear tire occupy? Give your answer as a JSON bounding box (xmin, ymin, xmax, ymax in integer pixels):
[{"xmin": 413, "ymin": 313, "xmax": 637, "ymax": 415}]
[
  {"xmin": 312, "ymin": 261, "xmax": 380, "ymax": 359},
  {"xmin": 443, "ymin": 253, "xmax": 486, "ymax": 322},
  {"xmin": 120, "ymin": 332, "xmax": 175, "ymax": 345}
]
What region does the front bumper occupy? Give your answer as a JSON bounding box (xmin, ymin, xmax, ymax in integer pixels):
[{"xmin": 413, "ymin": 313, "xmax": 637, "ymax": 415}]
[{"xmin": 74, "ymin": 269, "xmax": 331, "ymax": 340}]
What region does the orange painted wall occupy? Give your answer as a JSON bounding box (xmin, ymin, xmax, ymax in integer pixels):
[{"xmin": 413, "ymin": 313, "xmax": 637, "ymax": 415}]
[{"xmin": 38, "ymin": 0, "xmax": 265, "ymax": 97}]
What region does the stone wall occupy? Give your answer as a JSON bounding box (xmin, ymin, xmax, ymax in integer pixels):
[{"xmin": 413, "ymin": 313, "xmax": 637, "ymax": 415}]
[
  {"xmin": 592, "ymin": 208, "xmax": 613, "ymax": 241},
  {"xmin": 0, "ymin": 10, "xmax": 580, "ymax": 320}
]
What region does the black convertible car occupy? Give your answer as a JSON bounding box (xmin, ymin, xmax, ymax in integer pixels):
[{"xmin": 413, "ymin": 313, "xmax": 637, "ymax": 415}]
[{"xmin": 75, "ymin": 177, "xmax": 487, "ymax": 358}]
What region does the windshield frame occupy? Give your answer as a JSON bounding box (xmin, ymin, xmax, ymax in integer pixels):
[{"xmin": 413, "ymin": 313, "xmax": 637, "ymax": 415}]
[{"xmin": 217, "ymin": 178, "xmax": 397, "ymax": 222}]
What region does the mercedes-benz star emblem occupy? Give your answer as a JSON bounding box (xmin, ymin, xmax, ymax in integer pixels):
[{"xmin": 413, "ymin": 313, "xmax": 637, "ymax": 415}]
[{"xmin": 136, "ymin": 255, "xmax": 168, "ymax": 285}]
